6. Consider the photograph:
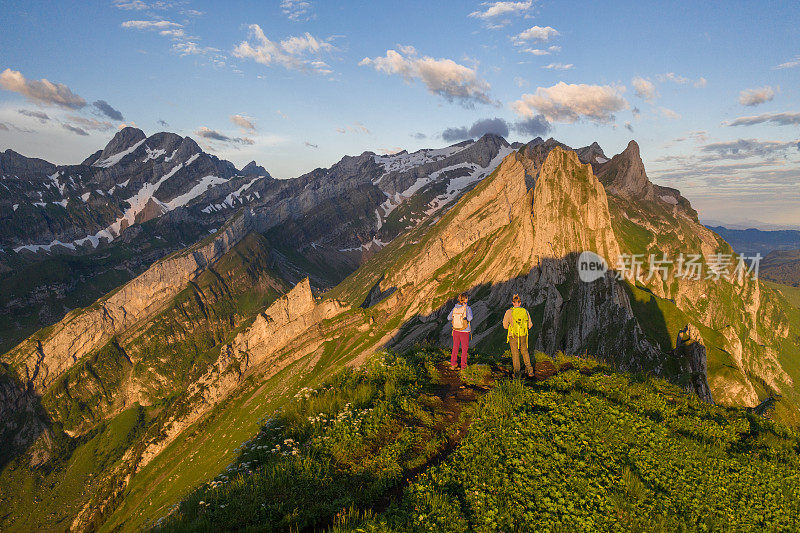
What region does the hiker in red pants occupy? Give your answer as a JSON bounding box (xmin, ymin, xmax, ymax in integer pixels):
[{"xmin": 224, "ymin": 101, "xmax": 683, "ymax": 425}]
[{"xmin": 448, "ymin": 293, "xmax": 473, "ymax": 370}]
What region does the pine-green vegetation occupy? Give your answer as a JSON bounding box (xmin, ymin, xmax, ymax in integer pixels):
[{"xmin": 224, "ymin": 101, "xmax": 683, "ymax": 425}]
[{"xmin": 158, "ymin": 348, "xmax": 800, "ymax": 532}]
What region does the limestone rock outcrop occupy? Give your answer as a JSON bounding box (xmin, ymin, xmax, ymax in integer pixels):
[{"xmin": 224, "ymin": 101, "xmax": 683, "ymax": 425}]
[{"xmin": 6, "ymin": 210, "xmax": 254, "ymax": 392}]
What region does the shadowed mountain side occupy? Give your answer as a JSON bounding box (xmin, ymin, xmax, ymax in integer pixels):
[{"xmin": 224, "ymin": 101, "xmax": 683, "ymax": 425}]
[{"xmin": 0, "ymin": 368, "xmax": 56, "ymax": 471}]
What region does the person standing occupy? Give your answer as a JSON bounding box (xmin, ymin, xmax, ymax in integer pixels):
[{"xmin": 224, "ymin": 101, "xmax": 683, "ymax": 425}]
[
  {"xmin": 503, "ymin": 293, "xmax": 534, "ymax": 378},
  {"xmin": 448, "ymin": 293, "xmax": 473, "ymax": 370}
]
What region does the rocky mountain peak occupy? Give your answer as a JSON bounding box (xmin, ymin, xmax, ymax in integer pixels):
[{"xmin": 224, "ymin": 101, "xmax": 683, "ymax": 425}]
[
  {"xmin": 596, "ymin": 139, "xmax": 651, "ymax": 200},
  {"xmin": 0, "ymin": 149, "xmax": 56, "ymax": 176},
  {"xmin": 180, "ymin": 135, "xmax": 202, "ymax": 154},
  {"xmin": 531, "ymin": 147, "xmax": 620, "ymax": 262},
  {"xmin": 102, "ymin": 127, "xmax": 146, "ymax": 157},
  {"xmin": 145, "ymin": 131, "xmax": 184, "ymax": 148},
  {"xmin": 240, "ymin": 161, "xmax": 268, "ymax": 177},
  {"xmin": 476, "ymin": 132, "xmax": 511, "ymax": 148}
]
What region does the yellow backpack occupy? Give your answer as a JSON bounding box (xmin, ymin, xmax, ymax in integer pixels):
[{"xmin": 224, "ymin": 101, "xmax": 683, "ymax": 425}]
[{"xmin": 507, "ymin": 307, "xmax": 528, "ymax": 341}]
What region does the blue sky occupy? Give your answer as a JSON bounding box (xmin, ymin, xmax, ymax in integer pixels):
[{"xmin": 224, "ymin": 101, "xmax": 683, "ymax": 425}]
[{"xmin": 1, "ymin": 0, "xmax": 798, "ymax": 225}]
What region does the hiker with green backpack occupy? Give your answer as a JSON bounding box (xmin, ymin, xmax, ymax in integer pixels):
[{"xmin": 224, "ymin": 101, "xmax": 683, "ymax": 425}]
[
  {"xmin": 503, "ymin": 293, "xmax": 534, "ymax": 379},
  {"xmin": 448, "ymin": 293, "xmax": 473, "ymax": 370}
]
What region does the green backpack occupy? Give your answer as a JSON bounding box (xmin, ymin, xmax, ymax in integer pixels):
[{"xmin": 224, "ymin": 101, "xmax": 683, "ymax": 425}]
[{"xmin": 507, "ymin": 307, "xmax": 528, "ymax": 341}]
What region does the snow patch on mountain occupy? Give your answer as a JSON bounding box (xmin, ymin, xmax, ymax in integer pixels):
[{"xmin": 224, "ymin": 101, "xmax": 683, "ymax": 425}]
[
  {"xmin": 201, "ymin": 176, "xmax": 263, "ymax": 213},
  {"xmin": 142, "ymin": 145, "xmax": 167, "ymax": 162},
  {"xmin": 14, "ymin": 239, "xmax": 77, "ymax": 253},
  {"xmin": 376, "ymin": 144, "xmax": 514, "ymax": 224},
  {"xmin": 93, "ymin": 139, "xmax": 147, "ymax": 168},
  {"xmin": 167, "ymin": 175, "xmax": 229, "ymax": 209},
  {"xmin": 432, "ymin": 145, "xmax": 514, "ymax": 209},
  {"xmin": 372, "ymin": 142, "xmax": 472, "ymax": 183},
  {"xmin": 49, "ymin": 171, "xmax": 67, "ymax": 195}
]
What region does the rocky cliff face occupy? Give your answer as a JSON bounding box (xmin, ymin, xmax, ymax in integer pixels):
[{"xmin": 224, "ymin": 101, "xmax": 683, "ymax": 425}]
[
  {"xmin": 5, "ymin": 209, "xmax": 255, "ymax": 394},
  {"xmin": 343, "ymin": 147, "xmax": 674, "ymax": 386},
  {"xmin": 598, "ymin": 141, "xmax": 796, "ymax": 413},
  {"xmin": 597, "ymin": 140, "xmax": 697, "ymax": 219}
]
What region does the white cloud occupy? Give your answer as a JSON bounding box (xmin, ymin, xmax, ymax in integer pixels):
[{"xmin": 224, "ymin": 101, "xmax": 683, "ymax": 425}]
[
  {"xmin": 159, "ymin": 28, "xmax": 186, "ymax": 38},
  {"xmin": 514, "ymin": 26, "xmax": 559, "ymax": 43},
  {"xmin": 122, "ymin": 18, "xmax": 224, "ymax": 64},
  {"xmin": 0, "ymin": 68, "xmax": 86, "ymax": 109},
  {"xmin": 631, "ymin": 76, "xmax": 657, "ymax": 101},
  {"xmin": 66, "ymin": 115, "xmax": 115, "ymax": 131},
  {"xmin": 739, "ymin": 86, "xmax": 776, "ymax": 107},
  {"xmin": 121, "ymin": 20, "xmax": 181, "ymax": 30},
  {"xmin": 511, "ymin": 82, "xmax": 628, "ymax": 124},
  {"xmin": 657, "ymin": 72, "xmax": 706, "ymax": 88},
  {"xmin": 542, "ymin": 63, "xmax": 573, "ymax": 70},
  {"xmin": 62, "ymin": 123, "xmax": 89, "ymax": 136},
  {"xmin": 775, "ymin": 55, "xmax": 800, "ymax": 69},
  {"xmin": 230, "ymin": 114, "xmax": 256, "ymax": 133},
  {"xmin": 281, "ymin": 0, "xmax": 314, "ymax": 21},
  {"xmin": 523, "ymin": 48, "xmax": 550, "ymax": 56},
  {"xmin": 335, "ymin": 122, "xmax": 370, "ymax": 135},
  {"xmin": 726, "ymin": 112, "xmax": 800, "ymax": 127},
  {"xmin": 700, "ymin": 138, "xmax": 800, "ymax": 159},
  {"xmin": 469, "ymin": 1, "xmax": 532, "ymax": 19},
  {"xmin": 280, "ymin": 33, "xmax": 334, "ymax": 55},
  {"xmin": 659, "ymin": 107, "xmax": 681, "ymax": 120},
  {"xmin": 195, "ymin": 126, "xmax": 254, "ymax": 145},
  {"xmin": 18, "ymin": 109, "xmax": 50, "ymax": 123},
  {"xmin": 113, "ymin": 0, "xmax": 149, "ymax": 9},
  {"xmin": 359, "ymin": 47, "xmax": 494, "ymax": 107},
  {"xmin": 233, "ymin": 25, "xmax": 335, "ymax": 74}
]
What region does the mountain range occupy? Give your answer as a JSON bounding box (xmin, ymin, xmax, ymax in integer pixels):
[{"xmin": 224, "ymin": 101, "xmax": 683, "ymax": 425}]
[{"xmin": 1, "ymin": 130, "xmax": 798, "ymax": 531}]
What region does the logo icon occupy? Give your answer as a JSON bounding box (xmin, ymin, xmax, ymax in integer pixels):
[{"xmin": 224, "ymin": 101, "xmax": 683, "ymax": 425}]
[{"xmin": 578, "ymin": 250, "xmax": 608, "ymax": 282}]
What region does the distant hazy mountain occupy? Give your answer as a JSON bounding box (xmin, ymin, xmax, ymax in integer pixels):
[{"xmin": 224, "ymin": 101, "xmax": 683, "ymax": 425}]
[
  {"xmin": 706, "ymin": 225, "xmax": 800, "ymax": 256},
  {"xmin": 702, "ymin": 218, "xmax": 800, "ymax": 231}
]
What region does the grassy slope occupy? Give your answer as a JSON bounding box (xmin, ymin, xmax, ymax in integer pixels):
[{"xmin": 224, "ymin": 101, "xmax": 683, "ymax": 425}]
[
  {"xmin": 0, "ymin": 405, "xmax": 150, "ymax": 531},
  {"xmin": 102, "ymin": 307, "xmax": 404, "ymax": 531},
  {"xmin": 157, "ymin": 348, "xmax": 800, "ymax": 532},
  {"xmin": 155, "ymin": 349, "xmax": 476, "ymax": 532},
  {"xmin": 764, "ymin": 280, "xmax": 800, "ymax": 309},
  {"xmin": 354, "ymin": 370, "xmax": 800, "ymax": 532},
  {"xmin": 607, "ymin": 196, "xmax": 800, "ymax": 422}
]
